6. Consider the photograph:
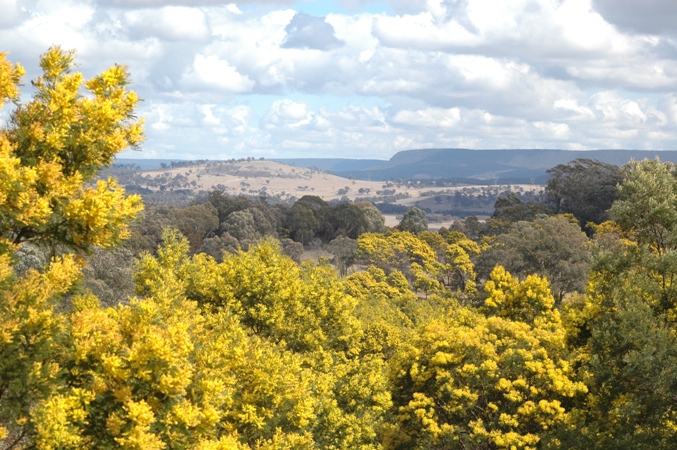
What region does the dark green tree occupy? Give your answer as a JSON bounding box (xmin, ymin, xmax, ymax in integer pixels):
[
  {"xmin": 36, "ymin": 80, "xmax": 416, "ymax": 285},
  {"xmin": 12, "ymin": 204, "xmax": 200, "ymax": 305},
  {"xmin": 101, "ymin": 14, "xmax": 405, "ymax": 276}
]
[
  {"xmin": 606, "ymin": 158, "xmax": 677, "ymax": 310},
  {"xmin": 327, "ymin": 235, "xmax": 358, "ymax": 277},
  {"xmin": 478, "ymin": 215, "xmax": 590, "ymax": 304},
  {"xmin": 398, "ymin": 207, "xmax": 428, "ymax": 234},
  {"xmin": 126, "ymin": 206, "xmax": 176, "ymax": 255},
  {"xmin": 205, "ymin": 191, "xmax": 254, "ymax": 223},
  {"xmin": 558, "ymin": 159, "xmax": 677, "ymax": 447},
  {"xmin": 294, "ymin": 195, "xmax": 329, "ymax": 213},
  {"xmin": 220, "ymin": 210, "xmax": 260, "ymax": 246},
  {"xmin": 355, "ymin": 202, "xmax": 386, "ymax": 234},
  {"xmin": 492, "ymin": 191, "xmax": 549, "ymax": 222},
  {"xmin": 171, "ymin": 203, "xmax": 219, "ymax": 252},
  {"xmin": 325, "ymin": 203, "xmax": 368, "ymax": 239},
  {"xmin": 546, "ymin": 158, "xmax": 622, "ymax": 232},
  {"xmin": 287, "ymin": 204, "xmax": 320, "ymax": 244},
  {"xmin": 199, "ymin": 233, "xmax": 240, "ymax": 262}
]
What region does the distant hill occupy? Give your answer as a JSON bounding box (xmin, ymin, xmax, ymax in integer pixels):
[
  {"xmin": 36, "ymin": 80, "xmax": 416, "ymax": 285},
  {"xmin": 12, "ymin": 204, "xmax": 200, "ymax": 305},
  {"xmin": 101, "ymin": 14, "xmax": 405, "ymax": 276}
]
[
  {"xmin": 117, "ymin": 149, "xmax": 677, "ymax": 182},
  {"xmin": 289, "ymin": 149, "xmax": 677, "ymax": 182}
]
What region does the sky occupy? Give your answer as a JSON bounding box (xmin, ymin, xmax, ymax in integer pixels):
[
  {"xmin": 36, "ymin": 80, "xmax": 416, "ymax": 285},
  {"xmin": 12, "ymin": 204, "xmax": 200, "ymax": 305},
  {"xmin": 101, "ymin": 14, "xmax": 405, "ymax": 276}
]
[{"xmin": 2, "ymin": 0, "xmax": 677, "ymax": 160}]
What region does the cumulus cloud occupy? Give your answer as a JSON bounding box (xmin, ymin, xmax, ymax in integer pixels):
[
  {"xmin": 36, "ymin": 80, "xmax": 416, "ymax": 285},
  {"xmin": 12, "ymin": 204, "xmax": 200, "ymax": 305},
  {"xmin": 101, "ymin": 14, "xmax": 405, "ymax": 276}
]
[
  {"xmin": 392, "ymin": 107, "xmax": 462, "ymax": 128},
  {"xmin": 6, "ymin": 2, "xmax": 95, "ymax": 55},
  {"xmin": 281, "ymin": 12, "xmax": 344, "ymax": 51},
  {"xmin": 373, "ymin": 0, "xmax": 627, "ymax": 59},
  {"xmin": 181, "ymin": 54, "xmax": 255, "ymax": 93},
  {"xmin": 261, "ymin": 99, "xmax": 311, "ymax": 129}
]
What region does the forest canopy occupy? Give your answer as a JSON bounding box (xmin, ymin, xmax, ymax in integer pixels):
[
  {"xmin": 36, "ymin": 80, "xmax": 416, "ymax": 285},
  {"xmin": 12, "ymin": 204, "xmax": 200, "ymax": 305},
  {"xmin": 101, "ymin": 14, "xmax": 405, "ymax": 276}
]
[{"xmin": 2, "ymin": 49, "xmax": 677, "ymax": 450}]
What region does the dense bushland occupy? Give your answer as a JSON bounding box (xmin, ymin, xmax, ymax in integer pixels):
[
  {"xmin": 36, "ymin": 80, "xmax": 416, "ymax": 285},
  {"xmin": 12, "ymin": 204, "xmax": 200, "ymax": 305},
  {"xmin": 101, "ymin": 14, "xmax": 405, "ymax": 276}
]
[{"xmin": 3, "ymin": 49, "xmax": 677, "ymax": 450}]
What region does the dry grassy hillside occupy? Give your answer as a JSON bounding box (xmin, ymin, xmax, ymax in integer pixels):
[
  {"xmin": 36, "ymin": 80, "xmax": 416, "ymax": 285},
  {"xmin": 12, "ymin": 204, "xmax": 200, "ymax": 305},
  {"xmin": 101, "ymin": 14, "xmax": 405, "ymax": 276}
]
[
  {"xmin": 136, "ymin": 160, "xmax": 542, "ymax": 209},
  {"xmin": 143, "ymin": 160, "xmax": 392, "ymax": 203}
]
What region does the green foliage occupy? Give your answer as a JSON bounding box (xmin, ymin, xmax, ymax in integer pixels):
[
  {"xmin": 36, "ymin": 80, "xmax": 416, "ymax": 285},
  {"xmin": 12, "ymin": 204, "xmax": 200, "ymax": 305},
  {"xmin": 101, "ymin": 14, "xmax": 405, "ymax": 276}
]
[
  {"xmin": 327, "ymin": 235, "xmax": 358, "ymax": 277},
  {"xmin": 287, "ymin": 204, "xmax": 319, "ymax": 244},
  {"xmin": 355, "ymin": 202, "xmax": 386, "ymax": 234},
  {"xmin": 81, "ymin": 246, "xmax": 136, "ymax": 307},
  {"xmin": 200, "ymin": 233, "xmax": 240, "ymax": 262},
  {"xmin": 172, "ymin": 203, "xmax": 220, "ymax": 252},
  {"xmin": 546, "ymin": 158, "xmax": 622, "ymax": 231},
  {"xmin": 398, "ymin": 207, "xmax": 428, "ymax": 234},
  {"xmin": 206, "ymin": 191, "xmax": 255, "ymax": 223},
  {"xmin": 478, "ymin": 215, "xmax": 591, "ymax": 303},
  {"xmin": 564, "ymin": 291, "xmax": 677, "ymax": 449},
  {"xmin": 558, "ymin": 158, "xmax": 677, "ymax": 448},
  {"xmin": 220, "ymin": 210, "xmax": 261, "ymax": 244},
  {"xmin": 324, "ymin": 202, "xmax": 368, "ymax": 239},
  {"xmin": 610, "ymin": 158, "xmax": 677, "ymax": 254},
  {"xmin": 492, "ymin": 192, "xmax": 549, "ymax": 222}
]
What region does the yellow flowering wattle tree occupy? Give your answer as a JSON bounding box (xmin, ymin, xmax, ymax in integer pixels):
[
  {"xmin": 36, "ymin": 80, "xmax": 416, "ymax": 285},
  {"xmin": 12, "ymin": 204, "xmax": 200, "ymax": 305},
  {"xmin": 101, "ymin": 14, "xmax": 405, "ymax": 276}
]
[
  {"xmin": 387, "ymin": 314, "xmax": 586, "ymax": 450},
  {"xmin": 0, "ymin": 47, "xmax": 143, "ymax": 257},
  {"xmin": 386, "ymin": 269, "xmax": 586, "ymax": 450},
  {"xmin": 0, "ymin": 48, "xmax": 143, "ymax": 447},
  {"xmin": 132, "ymin": 231, "xmax": 394, "ymax": 449}
]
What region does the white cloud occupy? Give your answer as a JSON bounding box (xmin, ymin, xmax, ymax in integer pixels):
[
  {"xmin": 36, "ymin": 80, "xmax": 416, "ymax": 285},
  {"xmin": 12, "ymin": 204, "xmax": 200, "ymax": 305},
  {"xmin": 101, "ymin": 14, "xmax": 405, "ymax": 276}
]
[
  {"xmin": 533, "ymin": 121, "xmax": 571, "ymax": 140},
  {"xmin": 225, "ymin": 3, "xmax": 241, "ymax": 14},
  {"xmin": 181, "ymin": 54, "xmax": 255, "ymax": 93},
  {"xmin": 372, "ymin": 11, "xmax": 482, "ymax": 50},
  {"xmin": 392, "ymin": 107, "xmax": 462, "ymax": 128},
  {"xmin": 124, "ymin": 6, "xmax": 210, "ymax": 41},
  {"xmin": 199, "ymin": 104, "xmax": 251, "ymax": 136},
  {"xmin": 261, "ymin": 99, "xmax": 311, "ymax": 130},
  {"xmin": 9, "ymin": 1, "xmax": 95, "ymax": 53}
]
